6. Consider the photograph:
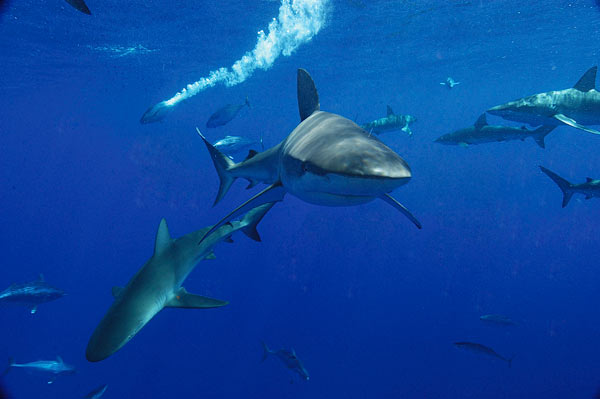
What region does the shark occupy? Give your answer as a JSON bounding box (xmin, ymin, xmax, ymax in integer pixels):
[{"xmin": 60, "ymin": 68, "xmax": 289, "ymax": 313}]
[
  {"xmin": 434, "ymin": 113, "xmax": 556, "ymax": 148},
  {"xmin": 85, "ymin": 203, "xmax": 274, "ymax": 362},
  {"xmin": 360, "ymin": 105, "xmax": 417, "ymax": 136},
  {"xmin": 539, "ymin": 166, "xmax": 600, "ymax": 208},
  {"xmin": 0, "ymin": 274, "xmax": 65, "ymax": 314},
  {"xmin": 262, "ymin": 342, "xmax": 309, "ymax": 381},
  {"xmin": 487, "ymin": 66, "xmax": 600, "ymax": 135},
  {"xmin": 3, "ymin": 357, "xmax": 75, "ymax": 384},
  {"xmin": 206, "ymin": 97, "xmax": 250, "ymax": 128},
  {"xmin": 454, "ymin": 342, "xmax": 513, "ymax": 368},
  {"xmin": 479, "ymin": 314, "xmax": 517, "ymax": 326},
  {"xmin": 196, "ymin": 68, "xmax": 421, "ymax": 245}
]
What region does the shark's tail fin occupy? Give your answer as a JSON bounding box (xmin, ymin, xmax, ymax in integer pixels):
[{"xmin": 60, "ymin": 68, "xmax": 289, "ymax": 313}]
[
  {"xmin": 241, "ymin": 203, "xmax": 276, "ymax": 242},
  {"xmin": 196, "ymin": 127, "xmax": 237, "ymax": 205},
  {"xmin": 2, "ymin": 358, "xmax": 14, "ymax": 376},
  {"xmin": 532, "ymin": 126, "xmax": 556, "ymax": 149},
  {"xmin": 261, "ymin": 342, "xmax": 271, "ymax": 362},
  {"xmin": 540, "ymin": 166, "xmax": 574, "ymax": 207}
]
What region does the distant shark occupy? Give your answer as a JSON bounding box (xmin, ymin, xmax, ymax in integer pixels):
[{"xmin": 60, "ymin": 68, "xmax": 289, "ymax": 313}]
[
  {"xmin": 206, "ymin": 97, "xmax": 250, "ymax": 128},
  {"xmin": 488, "ymin": 66, "xmax": 600, "ymax": 135},
  {"xmin": 197, "ymin": 68, "xmax": 421, "ymax": 245},
  {"xmin": 85, "ymin": 203, "xmax": 274, "ymax": 362},
  {"xmin": 440, "ymin": 77, "xmax": 460, "ymax": 89},
  {"xmin": 539, "ymin": 166, "xmax": 600, "ymax": 208},
  {"xmin": 0, "ymin": 274, "xmax": 65, "ymax": 314},
  {"xmin": 262, "ymin": 342, "xmax": 309, "ymax": 381},
  {"xmin": 3, "ymin": 356, "xmax": 75, "ymax": 384},
  {"xmin": 360, "ymin": 106, "xmax": 417, "ymax": 136},
  {"xmin": 435, "ymin": 113, "xmax": 555, "ymax": 148}
]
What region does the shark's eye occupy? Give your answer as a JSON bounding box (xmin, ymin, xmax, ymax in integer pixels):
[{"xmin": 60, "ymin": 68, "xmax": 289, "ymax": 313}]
[{"xmin": 301, "ymin": 162, "xmax": 309, "ymax": 172}]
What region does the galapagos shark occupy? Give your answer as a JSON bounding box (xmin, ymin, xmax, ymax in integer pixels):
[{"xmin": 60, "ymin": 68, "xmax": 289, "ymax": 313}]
[
  {"xmin": 360, "ymin": 105, "xmax": 417, "ymax": 136},
  {"xmin": 197, "ymin": 68, "xmax": 421, "ymax": 244},
  {"xmin": 85, "ymin": 203, "xmax": 274, "ymax": 362},
  {"xmin": 487, "ymin": 66, "xmax": 600, "ymax": 135},
  {"xmin": 3, "ymin": 357, "xmax": 75, "ymax": 384},
  {"xmin": 261, "ymin": 342, "xmax": 309, "ymax": 381},
  {"xmin": 0, "ymin": 274, "xmax": 65, "ymax": 314},
  {"xmin": 435, "ymin": 114, "xmax": 556, "ymax": 148},
  {"xmin": 454, "ymin": 342, "xmax": 513, "ymax": 368},
  {"xmin": 539, "ymin": 166, "xmax": 600, "ymax": 208}
]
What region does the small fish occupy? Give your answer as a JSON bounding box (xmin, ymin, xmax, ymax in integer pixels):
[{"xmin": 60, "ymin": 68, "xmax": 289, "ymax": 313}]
[
  {"xmin": 440, "ymin": 77, "xmax": 460, "ymax": 89},
  {"xmin": 480, "ymin": 314, "xmax": 517, "ymax": 326},
  {"xmin": 84, "ymin": 384, "xmax": 108, "ymax": 399},
  {"xmin": 3, "ymin": 357, "xmax": 76, "ymax": 384},
  {"xmin": 64, "ymin": 0, "xmax": 91, "ymax": 14},
  {"xmin": 0, "ymin": 275, "xmax": 65, "ymax": 314},
  {"xmin": 262, "ymin": 342, "xmax": 309, "ymax": 381},
  {"xmin": 454, "ymin": 342, "xmax": 513, "ymax": 368},
  {"xmin": 213, "ymin": 135, "xmax": 262, "ymax": 158},
  {"xmin": 206, "ymin": 97, "xmax": 250, "ymax": 128}
]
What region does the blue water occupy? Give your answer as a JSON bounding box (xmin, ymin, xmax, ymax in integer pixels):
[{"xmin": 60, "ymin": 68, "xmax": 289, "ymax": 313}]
[{"xmin": 1, "ymin": 0, "xmax": 600, "ymax": 397}]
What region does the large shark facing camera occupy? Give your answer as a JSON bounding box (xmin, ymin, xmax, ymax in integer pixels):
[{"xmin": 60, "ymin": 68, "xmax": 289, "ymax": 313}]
[{"xmin": 197, "ymin": 68, "xmax": 421, "ymax": 245}]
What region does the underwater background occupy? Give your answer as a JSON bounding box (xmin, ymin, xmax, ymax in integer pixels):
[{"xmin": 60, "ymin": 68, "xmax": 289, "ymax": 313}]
[{"xmin": 2, "ymin": 0, "xmax": 600, "ymax": 397}]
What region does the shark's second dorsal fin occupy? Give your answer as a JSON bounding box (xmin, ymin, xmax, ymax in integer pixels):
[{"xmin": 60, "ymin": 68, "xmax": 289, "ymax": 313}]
[
  {"xmin": 386, "ymin": 105, "xmax": 394, "ymax": 116},
  {"xmin": 154, "ymin": 219, "xmax": 172, "ymax": 256},
  {"xmin": 573, "ymin": 66, "xmax": 597, "ymax": 91},
  {"xmin": 297, "ymin": 69, "xmax": 320, "ymax": 122},
  {"xmin": 474, "ymin": 113, "xmax": 488, "ymax": 130}
]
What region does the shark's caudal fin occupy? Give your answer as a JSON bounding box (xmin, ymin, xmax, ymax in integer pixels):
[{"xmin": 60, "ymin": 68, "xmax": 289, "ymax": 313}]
[
  {"xmin": 379, "ymin": 194, "xmax": 422, "ymax": 229},
  {"xmin": 64, "ymin": 0, "xmax": 91, "ymax": 14},
  {"xmin": 261, "ymin": 341, "xmax": 272, "ymax": 362},
  {"xmin": 199, "ymin": 183, "xmax": 286, "ymax": 245},
  {"xmin": 297, "ymin": 69, "xmax": 320, "ymax": 122},
  {"xmin": 196, "ymin": 127, "xmax": 237, "ymax": 205},
  {"xmin": 539, "ymin": 166, "xmax": 574, "ymax": 207},
  {"xmin": 2, "ymin": 358, "xmax": 14, "ymax": 376},
  {"xmin": 532, "ymin": 126, "xmax": 556, "ymax": 149},
  {"xmin": 165, "ymin": 287, "xmax": 228, "ymax": 309},
  {"xmin": 154, "ymin": 219, "xmax": 172, "ymax": 256},
  {"xmin": 553, "ymin": 113, "xmax": 600, "ymax": 135},
  {"xmin": 573, "ymin": 66, "xmax": 597, "ymax": 91},
  {"xmin": 240, "ymin": 203, "xmax": 277, "ymax": 242}
]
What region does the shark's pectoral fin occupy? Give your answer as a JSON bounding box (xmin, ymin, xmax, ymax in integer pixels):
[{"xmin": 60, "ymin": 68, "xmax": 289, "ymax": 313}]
[
  {"xmin": 553, "ymin": 114, "xmax": 600, "ymax": 135},
  {"xmin": 166, "ymin": 288, "xmax": 228, "ymax": 309},
  {"xmin": 198, "ymin": 183, "xmax": 286, "ymax": 245},
  {"xmin": 379, "ymin": 194, "xmax": 422, "ymax": 229},
  {"xmin": 65, "ymin": 0, "xmax": 92, "ymax": 14},
  {"xmin": 401, "ymin": 125, "xmax": 412, "ymax": 136},
  {"xmin": 111, "ymin": 286, "xmax": 124, "ymax": 299}
]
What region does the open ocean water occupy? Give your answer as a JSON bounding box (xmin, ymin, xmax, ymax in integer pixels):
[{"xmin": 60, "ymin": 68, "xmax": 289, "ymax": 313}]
[{"xmin": 1, "ymin": 0, "xmax": 600, "ymax": 398}]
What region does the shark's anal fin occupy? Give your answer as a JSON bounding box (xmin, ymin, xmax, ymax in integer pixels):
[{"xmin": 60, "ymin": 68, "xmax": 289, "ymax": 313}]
[
  {"xmin": 165, "ymin": 288, "xmax": 228, "ymax": 309},
  {"xmin": 573, "ymin": 66, "xmax": 597, "ymax": 91},
  {"xmin": 198, "ymin": 183, "xmax": 286, "ymax": 245},
  {"xmin": 553, "ymin": 114, "xmax": 600, "ymax": 135},
  {"xmin": 379, "ymin": 194, "xmax": 422, "ymax": 229},
  {"xmin": 297, "ymin": 69, "xmax": 320, "ymax": 122}
]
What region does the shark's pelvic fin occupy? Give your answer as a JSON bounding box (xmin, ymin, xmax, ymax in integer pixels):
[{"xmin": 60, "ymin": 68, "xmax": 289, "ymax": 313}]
[
  {"xmin": 240, "ymin": 202, "xmax": 277, "ymax": 242},
  {"xmin": 64, "ymin": 0, "xmax": 91, "ymax": 14},
  {"xmin": 196, "ymin": 127, "xmax": 237, "ymax": 205},
  {"xmin": 539, "ymin": 166, "xmax": 574, "ymax": 208},
  {"xmin": 386, "ymin": 105, "xmax": 394, "ymax": 116},
  {"xmin": 111, "ymin": 286, "xmax": 124, "ymax": 299},
  {"xmin": 297, "ymin": 69, "xmax": 320, "ymax": 122},
  {"xmin": 154, "ymin": 219, "xmax": 172, "ymax": 256},
  {"xmin": 198, "ymin": 183, "xmax": 286, "ymax": 245},
  {"xmin": 573, "ymin": 66, "xmax": 597, "ymax": 92},
  {"xmin": 379, "ymin": 194, "xmax": 422, "ymax": 229},
  {"xmin": 165, "ymin": 288, "xmax": 228, "ymax": 309},
  {"xmin": 553, "ymin": 113, "xmax": 600, "ymax": 135},
  {"xmin": 474, "ymin": 113, "xmax": 488, "ymax": 130}
]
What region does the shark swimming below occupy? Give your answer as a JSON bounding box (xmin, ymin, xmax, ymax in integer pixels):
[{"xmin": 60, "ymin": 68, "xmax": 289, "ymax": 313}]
[
  {"xmin": 487, "ymin": 66, "xmax": 600, "ymax": 135},
  {"xmin": 435, "ymin": 113, "xmax": 556, "ymax": 148},
  {"xmin": 0, "ymin": 274, "xmax": 65, "ymax": 314},
  {"xmin": 213, "ymin": 135, "xmax": 262, "ymax": 159},
  {"xmin": 360, "ymin": 105, "xmax": 417, "ymax": 136},
  {"xmin": 454, "ymin": 342, "xmax": 513, "ymax": 368},
  {"xmin": 262, "ymin": 342, "xmax": 309, "ymax": 381},
  {"xmin": 85, "ymin": 203, "xmax": 274, "ymax": 362},
  {"xmin": 197, "ymin": 68, "xmax": 421, "ymax": 245},
  {"xmin": 3, "ymin": 357, "xmax": 75, "ymax": 384},
  {"xmin": 479, "ymin": 314, "xmax": 517, "ymax": 326},
  {"xmin": 539, "ymin": 166, "xmax": 600, "ymax": 208}
]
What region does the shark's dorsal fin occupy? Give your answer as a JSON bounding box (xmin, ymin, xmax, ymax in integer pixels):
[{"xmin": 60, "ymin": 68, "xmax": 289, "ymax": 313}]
[
  {"xmin": 165, "ymin": 287, "xmax": 228, "ymax": 309},
  {"xmin": 56, "ymin": 356, "xmax": 63, "ymax": 363},
  {"xmin": 573, "ymin": 66, "xmax": 597, "ymax": 91},
  {"xmin": 244, "ymin": 150, "xmax": 258, "ymax": 161},
  {"xmin": 586, "ymin": 177, "xmax": 594, "ymax": 182},
  {"xmin": 154, "ymin": 219, "xmax": 172, "ymax": 256},
  {"xmin": 474, "ymin": 113, "xmax": 488, "ymax": 130},
  {"xmin": 38, "ymin": 274, "xmax": 45, "ymax": 282},
  {"xmin": 111, "ymin": 286, "xmax": 124, "ymax": 298},
  {"xmin": 297, "ymin": 69, "xmax": 320, "ymax": 122},
  {"xmin": 386, "ymin": 105, "xmax": 394, "ymax": 116}
]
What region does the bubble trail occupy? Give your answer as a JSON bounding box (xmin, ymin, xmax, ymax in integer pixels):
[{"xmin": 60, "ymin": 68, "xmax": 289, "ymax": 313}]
[{"xmin": 140, "ymin": 0, "xmax": 329, "ymax": 124}]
